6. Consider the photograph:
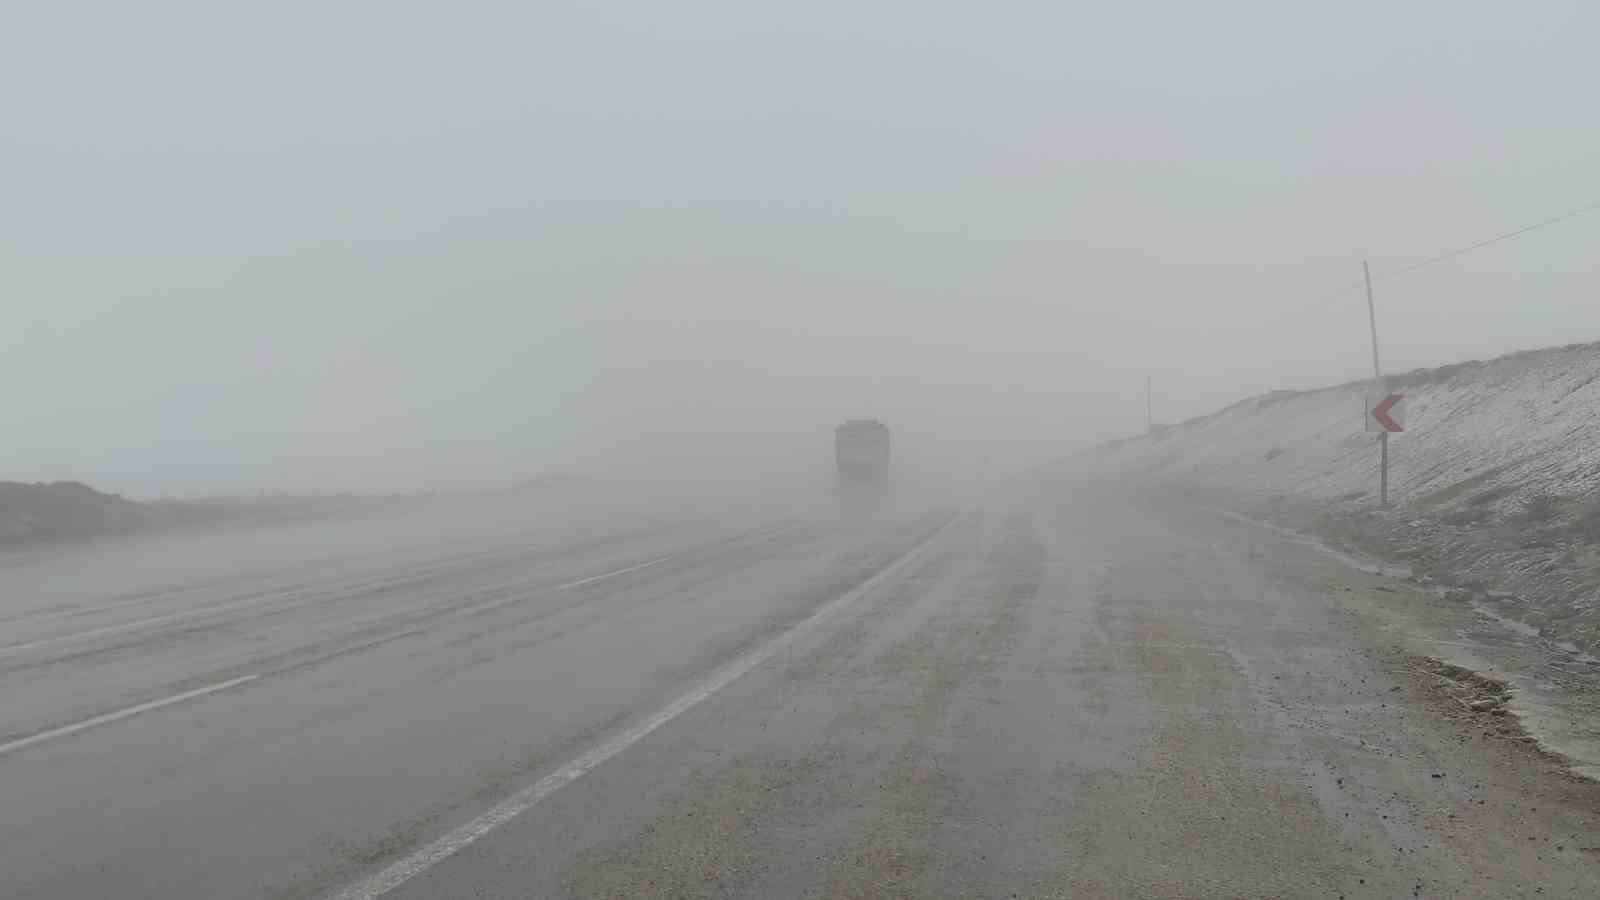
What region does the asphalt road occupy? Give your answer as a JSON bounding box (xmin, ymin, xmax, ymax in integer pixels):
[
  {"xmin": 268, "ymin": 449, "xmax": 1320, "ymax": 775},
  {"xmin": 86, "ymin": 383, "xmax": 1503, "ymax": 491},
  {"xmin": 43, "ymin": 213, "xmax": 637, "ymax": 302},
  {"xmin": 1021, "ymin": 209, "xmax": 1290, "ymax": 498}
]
[{"xmin": 3, "ymin": 484, "xmax": 1598, "ymax": 898}]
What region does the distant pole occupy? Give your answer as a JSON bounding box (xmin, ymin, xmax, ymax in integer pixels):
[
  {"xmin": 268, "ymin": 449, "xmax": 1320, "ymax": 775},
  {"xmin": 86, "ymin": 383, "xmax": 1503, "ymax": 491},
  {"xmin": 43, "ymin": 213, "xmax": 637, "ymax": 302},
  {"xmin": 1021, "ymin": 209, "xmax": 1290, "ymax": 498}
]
[
  {"xmin": 1364, "ymin": 260, "xmax": 1388, "ymax": 507},
  {"xmin": 1365, "ymin": 261, "xmax": 1382, "ymax": 379},
  {"xmin": 1146, "ymin": 376, "xmax": 1153, "ymax": 433}
]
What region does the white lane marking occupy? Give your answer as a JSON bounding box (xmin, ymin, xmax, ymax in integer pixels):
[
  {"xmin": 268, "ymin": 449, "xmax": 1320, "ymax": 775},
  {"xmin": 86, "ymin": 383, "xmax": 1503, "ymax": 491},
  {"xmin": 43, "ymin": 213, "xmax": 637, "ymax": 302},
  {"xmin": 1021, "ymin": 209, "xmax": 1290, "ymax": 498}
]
[
  {"xmin": 551, "ymin": 556, "xmax": 673, "ymax": 591},
  {"xmin": 0, "ymin": 675, "xmax": 261, "ymax": 758},
  {"xmin": 0, "ymin": 556, "xmax": 677, "ymax": 661},
  {"xmin": 329, "ymin": 514, "xmax": 960, "ymax": 900}
]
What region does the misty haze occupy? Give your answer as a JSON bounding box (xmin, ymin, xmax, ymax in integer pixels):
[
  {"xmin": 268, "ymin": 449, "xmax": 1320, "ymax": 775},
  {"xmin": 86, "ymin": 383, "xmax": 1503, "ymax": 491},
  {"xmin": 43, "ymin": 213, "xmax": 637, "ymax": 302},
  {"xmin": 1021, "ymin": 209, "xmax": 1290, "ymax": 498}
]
[{"xmin": 4, "ymin": 2, "xmax": 1600, "ymax": 898}]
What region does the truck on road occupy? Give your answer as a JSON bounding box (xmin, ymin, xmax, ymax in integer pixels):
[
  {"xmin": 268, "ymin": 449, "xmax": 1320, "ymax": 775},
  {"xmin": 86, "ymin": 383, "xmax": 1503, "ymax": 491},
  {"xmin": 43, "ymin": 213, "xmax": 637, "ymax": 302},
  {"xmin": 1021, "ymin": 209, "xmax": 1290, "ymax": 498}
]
[{"xmin": 835, "ymin": 420, "xmax": 891, "ymax": 488}]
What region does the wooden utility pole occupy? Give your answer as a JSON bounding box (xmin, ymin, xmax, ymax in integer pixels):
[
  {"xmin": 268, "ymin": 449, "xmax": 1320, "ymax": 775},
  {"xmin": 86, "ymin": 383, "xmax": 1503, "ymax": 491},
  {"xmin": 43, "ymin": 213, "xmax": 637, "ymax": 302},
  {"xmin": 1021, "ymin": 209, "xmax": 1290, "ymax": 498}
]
[{"xmin": 1364, "ymin": 260, "xmax": 1388, "ymax": 507}]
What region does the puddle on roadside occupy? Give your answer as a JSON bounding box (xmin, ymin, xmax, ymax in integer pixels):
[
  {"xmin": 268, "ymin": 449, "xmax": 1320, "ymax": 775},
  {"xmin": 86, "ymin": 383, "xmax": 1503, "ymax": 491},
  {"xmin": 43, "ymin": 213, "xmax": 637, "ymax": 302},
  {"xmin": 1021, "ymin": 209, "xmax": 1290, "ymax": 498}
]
[
  {"xmin": 1450, "ymin": 596, "xmax": 1600, "ymax": 780},
  {"xmin": 1446, "ymin": 594, "xmax": 1600, "ymax": 673}
]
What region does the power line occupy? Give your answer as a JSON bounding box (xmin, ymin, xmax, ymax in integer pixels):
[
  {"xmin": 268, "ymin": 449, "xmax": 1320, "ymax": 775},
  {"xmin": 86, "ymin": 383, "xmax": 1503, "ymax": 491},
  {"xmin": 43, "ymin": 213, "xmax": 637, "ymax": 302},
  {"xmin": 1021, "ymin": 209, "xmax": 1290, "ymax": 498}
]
[
  {"xmin": 1304, "ymin": 198, "xmax": 1600, "ymax": 312},
  {"xmin": 1383, "ymin": 198, "xmax": 1600, "ymax": 280}
]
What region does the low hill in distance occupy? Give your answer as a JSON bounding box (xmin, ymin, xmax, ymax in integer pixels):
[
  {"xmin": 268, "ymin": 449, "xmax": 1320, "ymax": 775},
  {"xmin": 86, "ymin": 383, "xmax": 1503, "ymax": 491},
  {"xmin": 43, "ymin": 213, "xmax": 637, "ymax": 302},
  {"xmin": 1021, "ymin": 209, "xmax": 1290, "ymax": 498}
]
[{"xmin": 0, "ymin": 481, "xmax": 431, "ymax": 548}]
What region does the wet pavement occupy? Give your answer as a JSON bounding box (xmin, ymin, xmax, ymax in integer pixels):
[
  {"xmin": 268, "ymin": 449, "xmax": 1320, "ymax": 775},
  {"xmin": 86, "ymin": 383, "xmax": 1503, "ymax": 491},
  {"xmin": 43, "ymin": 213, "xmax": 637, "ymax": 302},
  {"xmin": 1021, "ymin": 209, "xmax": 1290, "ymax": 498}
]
[{"xmin": 3, "ymin": 484, "xmax": 1599, "ymax": 898}]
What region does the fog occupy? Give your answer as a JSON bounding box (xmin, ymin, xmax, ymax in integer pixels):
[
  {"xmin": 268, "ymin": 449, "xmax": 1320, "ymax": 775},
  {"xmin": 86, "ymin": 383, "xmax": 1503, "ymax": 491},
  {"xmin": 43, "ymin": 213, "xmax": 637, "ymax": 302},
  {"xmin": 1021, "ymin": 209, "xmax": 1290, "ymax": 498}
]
[{"xmin": 5, "ymin": 1, "xmax": 1599, "ymax": 497}]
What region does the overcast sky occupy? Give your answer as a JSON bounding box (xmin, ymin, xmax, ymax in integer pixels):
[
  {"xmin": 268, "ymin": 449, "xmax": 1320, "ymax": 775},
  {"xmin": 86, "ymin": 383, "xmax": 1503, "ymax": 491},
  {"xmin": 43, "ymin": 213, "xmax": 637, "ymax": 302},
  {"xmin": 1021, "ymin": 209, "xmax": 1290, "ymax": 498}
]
[{"xmin": 4, "ymin": 1, "xmax": 1598, "ymax": 496}]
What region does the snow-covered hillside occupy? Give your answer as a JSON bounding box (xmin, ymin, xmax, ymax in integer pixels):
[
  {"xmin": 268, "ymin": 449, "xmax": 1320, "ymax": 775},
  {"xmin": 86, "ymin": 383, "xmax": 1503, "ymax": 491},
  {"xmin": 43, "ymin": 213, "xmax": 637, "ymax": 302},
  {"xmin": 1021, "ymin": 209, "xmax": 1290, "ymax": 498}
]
[{"xmin": 1078, "ymin": 340, "xmax": 1600, "ymax": 513}]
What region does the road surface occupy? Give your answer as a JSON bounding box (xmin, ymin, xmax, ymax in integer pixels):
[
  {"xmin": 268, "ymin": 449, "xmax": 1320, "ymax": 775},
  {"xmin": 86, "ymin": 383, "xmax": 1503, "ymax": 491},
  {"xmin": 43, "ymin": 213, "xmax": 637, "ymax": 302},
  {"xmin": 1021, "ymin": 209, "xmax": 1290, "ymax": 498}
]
[{"xmin": 2, "ymin": 484, "xmax": 1597, "ymax": 898}]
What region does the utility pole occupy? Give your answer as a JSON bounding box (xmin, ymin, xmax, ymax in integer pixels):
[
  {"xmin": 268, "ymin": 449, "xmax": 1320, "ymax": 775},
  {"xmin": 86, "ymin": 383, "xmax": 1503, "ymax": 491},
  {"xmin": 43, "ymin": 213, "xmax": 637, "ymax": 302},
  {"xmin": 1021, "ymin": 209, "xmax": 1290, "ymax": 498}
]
[{"xmin": 1364, "ymin": 260, "xmax": 1388, "ymax": 507}]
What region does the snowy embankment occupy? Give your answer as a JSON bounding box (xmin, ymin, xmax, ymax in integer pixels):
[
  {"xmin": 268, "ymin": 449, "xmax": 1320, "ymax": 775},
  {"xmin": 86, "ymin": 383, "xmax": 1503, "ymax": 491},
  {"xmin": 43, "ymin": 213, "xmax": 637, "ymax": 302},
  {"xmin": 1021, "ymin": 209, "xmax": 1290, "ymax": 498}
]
[{"xmin": 1068, "ymin": 340, "xmax": 1600, "ymax": 650}]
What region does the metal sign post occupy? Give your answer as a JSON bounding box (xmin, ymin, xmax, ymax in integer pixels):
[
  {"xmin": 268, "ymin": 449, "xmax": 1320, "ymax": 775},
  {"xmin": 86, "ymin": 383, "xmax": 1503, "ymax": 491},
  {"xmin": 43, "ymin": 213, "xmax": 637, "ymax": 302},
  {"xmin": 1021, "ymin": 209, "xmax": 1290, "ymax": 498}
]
[
  {"xmin": 1364, "ymin": 387, "xmax": 1406, "ymax": 501},
  {"xmin": 1381, "ymin": 424, "xmax": 1389, "ymax": 507}
]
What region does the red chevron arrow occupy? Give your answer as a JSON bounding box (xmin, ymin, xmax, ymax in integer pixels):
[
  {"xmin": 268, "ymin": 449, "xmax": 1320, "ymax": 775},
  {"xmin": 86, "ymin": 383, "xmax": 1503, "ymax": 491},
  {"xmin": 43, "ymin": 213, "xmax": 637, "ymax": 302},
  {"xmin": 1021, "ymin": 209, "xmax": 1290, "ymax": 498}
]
[{"xmin": 1372, "ymin": 393, "xmax": 1404, "ymax": 432}]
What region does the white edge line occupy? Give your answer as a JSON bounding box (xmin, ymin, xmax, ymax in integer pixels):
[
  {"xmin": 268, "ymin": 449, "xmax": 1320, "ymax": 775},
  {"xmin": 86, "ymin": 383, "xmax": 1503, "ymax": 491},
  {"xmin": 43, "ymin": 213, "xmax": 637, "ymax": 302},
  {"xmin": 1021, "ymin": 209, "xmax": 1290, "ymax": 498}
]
[
  {"xmin": 0, "ymin": 674, "xmax": 261, "ymax": 758},
  {"xmin": 552, "ymin": 555, "xmax": 673, "ymax": 591},
  {"xmin": 329, "ymin": 513, "xmax": 962, "ymax": 900}
]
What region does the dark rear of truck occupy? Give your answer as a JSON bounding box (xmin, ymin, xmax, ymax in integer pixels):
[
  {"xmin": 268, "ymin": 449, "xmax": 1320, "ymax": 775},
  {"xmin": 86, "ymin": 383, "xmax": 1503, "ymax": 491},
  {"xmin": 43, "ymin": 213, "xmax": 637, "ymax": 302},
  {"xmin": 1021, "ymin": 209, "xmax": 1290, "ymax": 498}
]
[{"xmin": 835, "ymin": 420, "xmax": 891, "ymax": 487}]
